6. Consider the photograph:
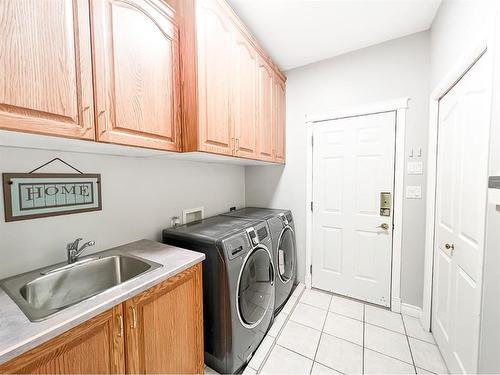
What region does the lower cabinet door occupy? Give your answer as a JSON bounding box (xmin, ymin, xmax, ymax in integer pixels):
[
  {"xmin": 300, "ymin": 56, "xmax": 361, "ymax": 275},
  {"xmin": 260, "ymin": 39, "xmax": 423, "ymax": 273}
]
[
  {"xmin": 124, "ymin": 263, "xmax": 204, "ymax": 374},
  {"xmin": 0, "ymin": 306, "xmax": 125, "ymax": 374}
]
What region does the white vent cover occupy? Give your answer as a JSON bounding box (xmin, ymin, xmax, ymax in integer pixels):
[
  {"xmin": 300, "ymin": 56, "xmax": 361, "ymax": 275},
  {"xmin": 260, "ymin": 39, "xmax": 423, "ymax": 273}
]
[{"xmin": 183, "ymin": 207, "xmax": 204, "ymax": 224}]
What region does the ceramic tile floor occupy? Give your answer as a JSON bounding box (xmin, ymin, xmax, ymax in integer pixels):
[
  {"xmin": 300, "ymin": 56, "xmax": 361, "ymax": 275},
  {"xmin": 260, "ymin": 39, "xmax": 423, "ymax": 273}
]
[{"xmin": 242, "ymin": 284, "xmax": 449, "ymax": 375}]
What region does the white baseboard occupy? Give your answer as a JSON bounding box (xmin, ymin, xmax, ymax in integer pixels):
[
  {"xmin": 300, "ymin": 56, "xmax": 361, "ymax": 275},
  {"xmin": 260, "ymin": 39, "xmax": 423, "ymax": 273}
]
[
  {"xmin": 401, "ymin": 302, "xmax": 423, "ymax": 318},
  {"xmin": 391, "ymin": 297, "xmax": 402, "ymax": 313}
]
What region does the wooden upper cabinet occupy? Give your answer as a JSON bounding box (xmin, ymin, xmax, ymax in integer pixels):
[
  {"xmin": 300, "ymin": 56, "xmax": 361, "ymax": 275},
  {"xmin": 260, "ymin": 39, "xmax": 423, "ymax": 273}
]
[
  {"xmin": 0, "ymin": 0, "xmax": 95, "ymax": 139},
  {"xmin": 232, "ymin": 36, "xmax": 258, "ymax": 159},
  {"xmin": 0, "ymin": 306, "xmax": 125, "ymax": 374},
  {"xmin": 273, "ymin": 78, "xmax": 286, "ymax": 163},
  {"xmin": 181, "ymin": 0, "xmax": 286, "ymax": 162},
  {"xmin": 124, "ymin": 263, "xmax": 204, "ymax": 374},
  {"xmin": 92, "ymin": 0, "xmax": 181, "ymax": 151},
  {"xmin": 196, "ymin": 0, "xmax": 234, "ymax": 155},
  {"xmin": 256, "ymin": 61, "xmax": 275, "ymax": 161}
]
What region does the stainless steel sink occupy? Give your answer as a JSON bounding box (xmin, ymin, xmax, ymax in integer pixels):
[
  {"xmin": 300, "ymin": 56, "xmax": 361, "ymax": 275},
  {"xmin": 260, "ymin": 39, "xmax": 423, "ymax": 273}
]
[{"xmin": 0, "ymin": 254, "xmax": 162, "ymax": 321}]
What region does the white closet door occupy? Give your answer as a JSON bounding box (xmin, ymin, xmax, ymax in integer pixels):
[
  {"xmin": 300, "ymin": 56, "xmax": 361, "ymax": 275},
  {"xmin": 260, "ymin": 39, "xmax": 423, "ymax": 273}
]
[
  {"xmin": 433, "ymin": 52, "xmax": 491, "ymax": 374},
  {"xmin": 312, "ymin": 111, "xmax": 396, "ymax": 306}
]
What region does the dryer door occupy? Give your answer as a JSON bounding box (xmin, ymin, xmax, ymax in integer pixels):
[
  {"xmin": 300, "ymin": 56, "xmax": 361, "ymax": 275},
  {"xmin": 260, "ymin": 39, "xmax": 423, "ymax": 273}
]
[
  {"xmin": 237, "ymin": 246, "xmax": 274, "ymax": 328},
  {"xmin": 277, "ymin": 226, "xmax": 296, "ymax": 283}
]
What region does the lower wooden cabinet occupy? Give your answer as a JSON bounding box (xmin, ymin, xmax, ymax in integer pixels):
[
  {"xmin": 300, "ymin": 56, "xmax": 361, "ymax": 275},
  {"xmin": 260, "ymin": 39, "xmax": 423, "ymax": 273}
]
[
  {"xmin": 0, "ymin": 306, "xmax": 125, "ymax": 374},
  {"xmin": 124, "ymin": 263, "xmax": 204, "ymax": 374},
  {"xmin": 0, "ymin": 264, "xmax": 203, "ymax": 374}
]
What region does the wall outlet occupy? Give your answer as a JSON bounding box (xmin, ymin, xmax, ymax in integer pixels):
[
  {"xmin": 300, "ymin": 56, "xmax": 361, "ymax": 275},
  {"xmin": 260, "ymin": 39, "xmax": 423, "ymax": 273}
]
[{"xmin": 171, "ymin": 216, "xmax": 181, "ymax": 228}]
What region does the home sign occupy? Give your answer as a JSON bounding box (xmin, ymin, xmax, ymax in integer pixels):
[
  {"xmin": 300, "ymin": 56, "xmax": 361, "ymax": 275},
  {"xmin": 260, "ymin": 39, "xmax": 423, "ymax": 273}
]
[{"xmin": 2, "ymin": 173, "xmax": 102, "ymax": 222}]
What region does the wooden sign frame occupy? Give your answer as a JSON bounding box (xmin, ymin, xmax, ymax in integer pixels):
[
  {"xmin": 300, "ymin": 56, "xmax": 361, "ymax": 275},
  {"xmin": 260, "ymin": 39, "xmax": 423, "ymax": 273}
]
[{"xmin": 2, "ymin": 173, "xmax": 102, "ymax": 222}]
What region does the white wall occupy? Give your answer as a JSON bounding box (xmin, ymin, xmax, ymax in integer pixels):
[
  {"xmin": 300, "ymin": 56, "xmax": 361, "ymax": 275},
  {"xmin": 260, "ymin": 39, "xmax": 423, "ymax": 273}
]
[
  {"xmin": 0, "ymin": 146, "xmax": 245, "ymax": 279},
  {"xmin": 246, "ymin": 31, "xmax": 430, "ymax": 307},
  {"xmin": 430, "ymin": 0, "xmax": 497, "ymax": 87},
  {"xmin": 430, "ymin": 1, "xmax": 500, "ymax": 372}
]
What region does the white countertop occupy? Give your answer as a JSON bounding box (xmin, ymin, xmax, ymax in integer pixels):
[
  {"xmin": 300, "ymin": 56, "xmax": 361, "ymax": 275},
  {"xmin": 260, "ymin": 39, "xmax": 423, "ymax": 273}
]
[{"xmin": 0, "ymin": 239, "xmax": 205, "ymax": 365}]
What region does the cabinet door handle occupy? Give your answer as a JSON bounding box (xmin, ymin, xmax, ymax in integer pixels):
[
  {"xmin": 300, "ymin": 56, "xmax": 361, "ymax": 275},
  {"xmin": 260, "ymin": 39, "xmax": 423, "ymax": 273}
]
[
  {"xmin": 116, "ymin": 314, "xmax": 124, "ymax": 337},
  {"xmin": 130, "ymin": 306, "xmax": 138, "ymax": 329}
]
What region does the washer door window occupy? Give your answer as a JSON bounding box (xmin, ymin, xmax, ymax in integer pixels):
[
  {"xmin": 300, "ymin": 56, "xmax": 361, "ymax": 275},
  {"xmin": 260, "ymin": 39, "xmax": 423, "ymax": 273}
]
[
  {"xmin": 278, "ymin": 227, "xmax": 295, "ymax": 283},
  {"xmin": 238, "ymin": 247, "xmax": 274, "ymax": 327}
]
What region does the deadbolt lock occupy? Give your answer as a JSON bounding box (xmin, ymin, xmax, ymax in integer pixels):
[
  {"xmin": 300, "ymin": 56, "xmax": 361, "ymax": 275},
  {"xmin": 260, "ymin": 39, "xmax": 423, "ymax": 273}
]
[{"xmin": 380, "ymin": 192, "xmax": 392, "ymax": 217}]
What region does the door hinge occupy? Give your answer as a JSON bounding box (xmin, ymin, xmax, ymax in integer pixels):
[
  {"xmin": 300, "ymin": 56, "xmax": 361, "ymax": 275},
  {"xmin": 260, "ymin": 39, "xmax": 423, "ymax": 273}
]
[
  {"xmin": 310, "ymin": 264, "xmax": 312, "ymax": 274},
  {"xmin": 311, "ymin": 136, "xmax": 314, "ymax": 147},
  {"xmin": 310, "ymin": 201, "xmax": 313, "ymax": 211}
]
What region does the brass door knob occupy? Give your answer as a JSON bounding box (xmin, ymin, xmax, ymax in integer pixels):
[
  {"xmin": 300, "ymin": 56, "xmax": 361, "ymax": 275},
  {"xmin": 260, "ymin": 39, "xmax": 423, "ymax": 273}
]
[
  {"xmin": 445, "ymin": 243, "xmax": 455, "ymax": 252},
  {"xmin": 377, "ymin": 223, "xmax": 389, "ymax": 230}
]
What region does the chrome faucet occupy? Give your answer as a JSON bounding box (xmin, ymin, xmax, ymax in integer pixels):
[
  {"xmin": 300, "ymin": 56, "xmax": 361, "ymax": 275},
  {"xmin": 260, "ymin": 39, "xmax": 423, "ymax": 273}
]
[{"xmin": 67, "ymin": 238, "xmax": 96, "ymax": 264}]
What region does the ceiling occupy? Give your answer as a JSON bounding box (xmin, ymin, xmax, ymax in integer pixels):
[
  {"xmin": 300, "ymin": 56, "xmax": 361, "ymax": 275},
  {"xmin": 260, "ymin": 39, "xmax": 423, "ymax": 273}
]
[{"xmin": 226, "ymin": 0, "xmax": 442, "ymax": 71}]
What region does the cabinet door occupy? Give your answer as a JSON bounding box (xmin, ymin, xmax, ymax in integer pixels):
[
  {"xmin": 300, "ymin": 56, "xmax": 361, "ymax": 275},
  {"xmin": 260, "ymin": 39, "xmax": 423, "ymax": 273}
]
[
  {"xmin": 256, "ymin": 61, "xmax": 275, "ymax": 161},
  {"xmin": 0, "ymin": 306, "xmax": 125, "ymax": 374},
  {"xmin": 92, "ymin": 0, "xmax": 181, "ymax": 151},
  {"xmin": 124, "ymin": 264, "xmax": 204, "ymax": 374},
  {"xmin": 196, "ymin": 0, "xmax": 234, "ymax": 155},
  {"xmin": 0, "ymin": 0, "xmax": 94, "ymax": 139},
  {"xmin": 232, "ymin": 36, "xmax": 258, "ymax": 159},
  {"xmin": 273, "ymin": 78, "xmax": 286, "ymax": 163}
]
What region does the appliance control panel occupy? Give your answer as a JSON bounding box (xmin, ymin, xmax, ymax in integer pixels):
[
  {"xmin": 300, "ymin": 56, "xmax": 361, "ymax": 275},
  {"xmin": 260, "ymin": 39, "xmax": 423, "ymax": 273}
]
[
  {"xmin": 279, "ymin": 212, "xmax": 289, "ymax": 225},
  {"xmin": 246, "ymin": 227, "xmax": 259, "ymax": 246}
]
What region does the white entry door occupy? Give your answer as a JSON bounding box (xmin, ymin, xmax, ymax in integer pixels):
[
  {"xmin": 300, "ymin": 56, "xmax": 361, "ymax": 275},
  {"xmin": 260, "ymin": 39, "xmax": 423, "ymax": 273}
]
[
  {"xmin": 432, "ymin": 52, "xmax": 490, "ymax": 374},
  {"xmin": 312, "ymin": 111, "xmax": 396, "ymax": 306}
]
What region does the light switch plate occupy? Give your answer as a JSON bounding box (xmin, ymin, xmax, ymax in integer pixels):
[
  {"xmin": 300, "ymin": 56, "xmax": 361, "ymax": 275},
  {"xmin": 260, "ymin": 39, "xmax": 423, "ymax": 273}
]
[
  {"xmin": 406, "ymin": 185, "xmax": 422, "ymax": 199},
  {"xmin": 407, "ymin": 161, "xmax": 424, "ymax": 175}
]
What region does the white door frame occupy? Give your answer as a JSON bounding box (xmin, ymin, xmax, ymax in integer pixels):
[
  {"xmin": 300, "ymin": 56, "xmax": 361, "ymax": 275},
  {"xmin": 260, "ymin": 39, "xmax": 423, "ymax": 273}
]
[
  {"xmin": 421, "ymin": 21, "xmax": 498, "ymax": 332},
  {"xmin": 305, "ymin": 97, "xmax": 409, "ymax": 312}
]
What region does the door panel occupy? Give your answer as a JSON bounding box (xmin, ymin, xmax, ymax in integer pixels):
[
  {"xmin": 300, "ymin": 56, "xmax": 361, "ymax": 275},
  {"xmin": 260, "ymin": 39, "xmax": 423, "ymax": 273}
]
[
  {"xmin": 432, "ymin": 52, "xmax": 490, "ymax": 374},
  {"xmin": 435, "ymin": 249, "xmax": 452, "ymax": 342},
  {"xmin": 324, "ymin": 157, "xmax": 343, "ymax": 211},
  {"xmin": 256, "ymin": 61, "xmax": 274, "ymax": 161},
  {"xmin": 233, "ymin": 36, "xmax": 257, "ymax": 158},
  {"xmin": 454, "ymin": 268, "xmax": 479, "ymax": 373},
  {"xmin": 196, "ymin": 0, "xmax": 233, "ymax": 155},
  {"xmin": 322, "ymin": 227, "xmax": 343, "ymax": 273},
  {"xmin": 312, "ymin": 112, "xmax": 396, "ymax": 306},
  {"xmin": 354, "ymin": 230, "xmax": 384, "ymax": 283},
  {"xmin": 92, "ymin": 0, "xmax": 180, "ymax": 151},
  {"xmin": 0, "ymin": 0, "xmax": 94, "ymax": 139}
]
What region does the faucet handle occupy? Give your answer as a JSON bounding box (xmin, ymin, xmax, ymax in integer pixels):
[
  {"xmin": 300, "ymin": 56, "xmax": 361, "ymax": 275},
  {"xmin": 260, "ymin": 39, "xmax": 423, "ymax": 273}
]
[
  {"xmin": 84, "ymin": 241, "xmax": 96, "ymax": 249},
  {"xmin": 67, "ymin": 238, "xmax": 83, "ymax": 250}
]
